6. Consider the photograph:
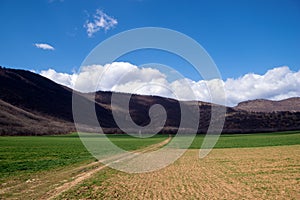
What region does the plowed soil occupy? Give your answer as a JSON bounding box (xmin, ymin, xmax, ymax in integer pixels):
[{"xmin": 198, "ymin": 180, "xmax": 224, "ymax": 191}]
[{"xmin": 58, "ymin": 145, "xmax": 300, "ymax": 199}]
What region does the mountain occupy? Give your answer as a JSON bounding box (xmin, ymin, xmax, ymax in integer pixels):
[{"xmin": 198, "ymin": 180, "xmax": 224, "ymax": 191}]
[
  {"xmin": 0, "ymin": 99, "xmax": 73, "ymax": 135},
  {"xmin": 0, "ymin": 67, "xmax": 115, "ymax": 135},
  {"xmin": 1, "ymin": 67, "xmax": 300, "ymax": 135},
  {"xmin": 235, "ymin": 98, "xmax": 300, "ymax": 112}
]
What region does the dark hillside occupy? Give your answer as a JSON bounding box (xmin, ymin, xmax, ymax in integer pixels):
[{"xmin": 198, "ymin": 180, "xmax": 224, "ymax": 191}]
[{"xmin": 1, "ymin": 67, "xmax": 300, "ymax": 135}]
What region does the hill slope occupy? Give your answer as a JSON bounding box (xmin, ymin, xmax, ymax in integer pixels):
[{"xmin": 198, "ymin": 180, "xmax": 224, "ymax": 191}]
[
  {"xmin": 0, "ymin": 99, "xmax": 73, "ymax": 135},
  {"xmin": 235, "ymin": 98, "xmax": 300, "ymax": 112},
  {"xmin": 0, "ymin": 67, "xmax": 116, "ymax": 135},
  {"xmin": 1, "ymin": 67, "xmax": 300, "ymax": 135}
]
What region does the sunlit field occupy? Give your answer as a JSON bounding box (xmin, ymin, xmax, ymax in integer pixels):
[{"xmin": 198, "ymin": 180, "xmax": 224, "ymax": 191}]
[{"xmin": 1, "ymin": 131, "xmax": 299, "ymax": 199}]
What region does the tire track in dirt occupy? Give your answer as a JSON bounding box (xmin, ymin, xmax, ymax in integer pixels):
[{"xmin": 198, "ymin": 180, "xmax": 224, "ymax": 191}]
[
  {"xmin": 43, "ymin": 136, "xmax": 172, "ymax": 200},
  {"xmin": 0, "ymin": 160, "xmax": 97, "ymax": 197}
]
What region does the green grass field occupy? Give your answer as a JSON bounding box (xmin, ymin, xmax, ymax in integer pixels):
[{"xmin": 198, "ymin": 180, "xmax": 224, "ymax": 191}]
[
  {"xmin": 1, "ymin": 131, "xmax": 300, "ymax": 182},
  {"xmin": 0, "ymin": 133, "xmax": 167, "ymax": 181},
  {"xmin": 190, "ymin": 130, "xmax": 300, "ymax": 149}
]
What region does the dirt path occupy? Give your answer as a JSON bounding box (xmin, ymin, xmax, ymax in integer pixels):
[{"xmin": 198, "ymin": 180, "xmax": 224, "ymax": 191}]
[{"xmin": 43, "ymin": 136, "xmax": 172, "ymax": 200}]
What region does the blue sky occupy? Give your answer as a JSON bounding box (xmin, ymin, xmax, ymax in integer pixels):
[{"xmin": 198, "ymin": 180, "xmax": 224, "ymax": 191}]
[
  {"xmin": 1, "ymin": 0, "xmax": 300, "ymax": 105},
  {"xmin": 1, "ymin": 0, "xmax": 299, "ymax": 80}
]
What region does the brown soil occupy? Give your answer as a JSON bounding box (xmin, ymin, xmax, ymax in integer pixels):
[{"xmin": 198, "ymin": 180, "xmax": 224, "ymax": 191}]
[{"xmin": 59, "ymin": 145, "xmax": 300, "ymax": 199}]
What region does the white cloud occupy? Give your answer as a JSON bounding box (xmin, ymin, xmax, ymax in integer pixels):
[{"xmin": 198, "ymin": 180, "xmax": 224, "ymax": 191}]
[
  {"xmin": 223, "ymin": 66, "xmax": 300, "ymax": 105},
  {"xmin": 84, "ymin": 9, "xmax": 118, "ymax": 37},
  {"xmin": 39, "ymin": 63, "xmax": 300, "ymax": 106},
  {"xmin": 34, "ymin": 43, "xmax": 55, "ymax": 50},
  {"xmin": 40, "ymin": 69, "xmax": 77, "ymax": 88}
]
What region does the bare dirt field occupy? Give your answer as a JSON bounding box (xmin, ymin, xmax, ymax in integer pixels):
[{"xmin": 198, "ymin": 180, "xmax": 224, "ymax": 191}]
[{"xmin": 58, "ymin": 145, "xmax": 300, "ymax": 200}]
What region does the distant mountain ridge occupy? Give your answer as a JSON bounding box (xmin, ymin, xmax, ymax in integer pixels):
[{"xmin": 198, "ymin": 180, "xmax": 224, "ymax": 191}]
[
  {"xmin": 235, "ymin": 98, "xmax": 300, "ymax": 112},
  {"xmin": 1, "ymin": 67, "xmax": 300, "ymax": 135}
]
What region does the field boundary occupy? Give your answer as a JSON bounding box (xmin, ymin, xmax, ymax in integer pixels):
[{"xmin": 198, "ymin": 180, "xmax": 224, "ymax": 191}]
[{"xmin": 44, "ymin": 136, "xmax": 172, "ymax": 200}]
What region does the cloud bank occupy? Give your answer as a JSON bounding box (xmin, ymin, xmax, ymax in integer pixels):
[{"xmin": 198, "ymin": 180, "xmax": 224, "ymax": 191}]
[
  {"xmin": 84, "ymin": 9, "xmax": 118, "ymax": 37},
  {"xmin": 40, "ymin": 62, "xmax": 300, "ymax": 106},
  {"xmin": 34, "ymin": 43, "xmax": 55, "ymax": 50}
]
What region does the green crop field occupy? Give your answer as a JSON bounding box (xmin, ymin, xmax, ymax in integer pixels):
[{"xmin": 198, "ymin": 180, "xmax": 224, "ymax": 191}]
[
  {"xmin": 1, "ymin": 131, "xmax": 299, "ymax": 180},
  {"xmin": 190, "ymin": 130, "xmax": 300, "ymax": 149},
  {"xmin": 0, "ymin": 133, "xmax": 168, "ymax": 181}
]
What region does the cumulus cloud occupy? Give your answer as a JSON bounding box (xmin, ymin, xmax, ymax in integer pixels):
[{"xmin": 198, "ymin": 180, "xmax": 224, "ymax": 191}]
[
  {"xmin": 39, "ymin": 63, "xmax": 300, "ymax": 106},
  {"xmin": 40, "ymin": 62, "xmax": 166, "ymax": 93},
  {"xmin": 223, "ymin": 66, "xmax": 300, "ymax": 105},
  {"xmin": 84, "ymin": 9, "xmax": 118, "ymax": 37},
  {"xmin": 40, "ymin": 69, "xmax": 77, "ymax": 88},
  {"xmin": 34, "ymin": 43, "xmax": 55, "ymax": 50}
]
